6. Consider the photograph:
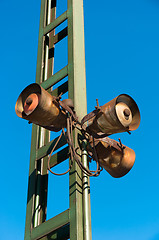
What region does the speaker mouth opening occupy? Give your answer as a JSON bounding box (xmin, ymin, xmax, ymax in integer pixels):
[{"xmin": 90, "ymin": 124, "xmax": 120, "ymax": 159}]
[
  {"xmin": 115, "ymin": 94, "xmax": 140, "ymax": 131},
  {"xmin": 23, "ymin": 93, "xmax": 41, "ymax": 116},
  {"xmin": 115, "ymin": 102, "xmax": 133, "ymax": 128},
  {"xmin": 15, "ymin": 83, "xmax": 42, "ymax": 118}
]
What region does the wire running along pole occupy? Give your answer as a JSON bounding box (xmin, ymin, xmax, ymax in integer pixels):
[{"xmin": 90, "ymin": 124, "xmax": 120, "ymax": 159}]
[{"xmin": 47, "ymin": 112, "xmax": 103, "ymax": 177}]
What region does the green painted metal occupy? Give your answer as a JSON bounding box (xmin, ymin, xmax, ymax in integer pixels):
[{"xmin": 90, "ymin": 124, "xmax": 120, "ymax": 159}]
[
  {"xmin": 25, "ymin": 125, "xmax": 39, "ymax": 239},
  {"xmin": 43, "ymin": 11, "xmax": 68, "ymax": 35},
  {"xmin": 67, "ymin": 0, "xmax": 92, "ymax": 239},
  {"xmin": 49, "ymin": 146, "xmax": 69, "ymax": 168},
  {"xmin": 41, "ymin": 65, "xmax": 68, "ymax": 90},
  {"xmin": 53, "ymin": 27, "xmax": 68, "ymax": 44},
  {"xmin": 44, "ymin": 224, "xmax": 69, "ymax": 240},
  {"xmin": 24, "ymin": 0, "xmax": 92, "ymax": 239},
  {"xmin": 36, "ymin": 134, "xmax": 67, "ymax": 160},
  {"xmin": 51, "ymin": 81, "xmax": 68, "ymax": 97},
  {"xmin": 31, "ymin": 209, "xmax": 70, "ymax": 240},
  {"xmin": 25, "ymin": 0, "xmax": 52, "ymax": 238},
  {"xmin": 82, "ymin": 140, "xmax": 92, "ymax": 240}
]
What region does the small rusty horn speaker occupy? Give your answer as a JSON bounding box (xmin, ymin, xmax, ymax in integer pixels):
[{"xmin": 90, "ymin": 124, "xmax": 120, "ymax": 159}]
[
  {"xmin": 88, "ymin": 137, "xmax": 135, "ymax": 178},
  {"xmin": 15, "ymin": 83, "xmax": 67, "ymax": 131},
  {"xmin": 82, "ymin": 94, "xmax": 140, "ymax": 136}
]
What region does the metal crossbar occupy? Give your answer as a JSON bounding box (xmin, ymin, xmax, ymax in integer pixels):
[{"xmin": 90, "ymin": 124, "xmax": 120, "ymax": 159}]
[
  {"xmin": 31, "ymin": 210, "xmax": 70, "ymax": 239},
  {"xmin": 43, "ymin": 11, "xmax": 68, "ymax": 35},
  {"xmin": 24, "ymin": 1, "xmax": 92, "ymax": 239},
  {"xmin": 41, "ymin": 65, "xmax": 68, "ymax": 89}
]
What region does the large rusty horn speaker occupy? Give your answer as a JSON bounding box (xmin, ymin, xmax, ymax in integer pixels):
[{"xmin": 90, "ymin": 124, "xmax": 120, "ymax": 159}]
[
  {"xmin": 15, "ymin": 83, "xmax": 67, "ymax": 131},
  {"xmin": 82, "ymin": 94, "xmax": 140, "ymax": 136},
  {"xmin": 88, "ymin": 137, "xmax": 135, "ymax": 178}
]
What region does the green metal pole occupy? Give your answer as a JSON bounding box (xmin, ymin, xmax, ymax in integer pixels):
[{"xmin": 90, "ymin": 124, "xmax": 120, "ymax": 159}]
[
  {"xmin": 82, "ymin": 140, "xmax": 92, "ymax": 240},
  {"xmin": 67, "ymin": 0, "xmax": 92, "ymax": 239},
  {"xmin": 34, "ymin": 127, "xmax": 45, "ymax": 227},
  {"xmin": 25, "ymin": 0, "xmax": 52, "ymax": 237},
  {"xmin": 24, "ymin": 0, "xmax": 92, "ymax": 238}
]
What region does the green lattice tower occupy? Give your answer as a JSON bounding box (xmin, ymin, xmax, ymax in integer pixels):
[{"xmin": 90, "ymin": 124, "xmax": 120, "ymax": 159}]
[{"xmin": 24, "ymin": 0, "xmax": 92, "ymax": 239}]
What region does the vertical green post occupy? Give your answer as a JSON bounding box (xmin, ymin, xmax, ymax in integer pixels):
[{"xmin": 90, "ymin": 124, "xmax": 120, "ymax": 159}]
[
  {"xmin": 24, "ymin": 0, "xmax": 92, "ymax": 239},
  {"xmin": 82, "ymin": 140, "xmax": 92, "ymax": 240},
  {"xmin": 67, "ymin": 0, "xmax": 92, "ymax": 239},
  {"xmin": 24, "ymin": 0, "xmax": 52, "ymax": 238}
]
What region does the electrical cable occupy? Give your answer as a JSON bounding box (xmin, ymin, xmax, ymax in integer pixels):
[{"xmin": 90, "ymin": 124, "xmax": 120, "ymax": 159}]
[
  {"xmin": 47, "ymin": 100, "xmax": 103, "ymax": 177},
  {"xmin": 47, "ymin": 128, "xmax": 73, "ymax": 176}
]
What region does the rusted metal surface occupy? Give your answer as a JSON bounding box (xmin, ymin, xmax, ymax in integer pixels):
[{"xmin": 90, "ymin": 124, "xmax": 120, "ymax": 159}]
[
  {"xmin": 82, "ymin": 94, "xmax": 140, "ymax": 136},
  {"xmin": 15, "ymin": 83, "xmax": 78, "ymax": 132},
  {"xmin": 88, "ymin": 136, "xmax": 135, "ymax": 178},
  {"xmin": 15, "ymin": 83, "xmax": 67, "ymax": 131}
]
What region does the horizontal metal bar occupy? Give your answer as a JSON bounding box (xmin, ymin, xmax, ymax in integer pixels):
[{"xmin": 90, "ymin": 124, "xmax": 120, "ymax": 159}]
[
  {"xmin": 36, "ymin": 134, "xmax": 67, "ymax": 161},
  {"xmin": 31, "ymin": 209, "xmax": 70, "ymax": 240},
  {"xmin": 49, "ymin": 146, "xmax": 69, "ymax": 168},
  {"xmin": 46, "ymin": 224, "xmax": 70, "ymax": 240},
  {"xmin": 53, "ymin": 27, "xmax": 68, "ymax": 45},
  {"xmin": 51, "ymin": 81, "xmax": 68, "ymax": 97},
  {"xmin": 41, "ymin": 65, "xmax": 68, "ymax": 90},
  {"xmin": 43, "ymin": 11, "xmax": 67, "ymax": 36}
]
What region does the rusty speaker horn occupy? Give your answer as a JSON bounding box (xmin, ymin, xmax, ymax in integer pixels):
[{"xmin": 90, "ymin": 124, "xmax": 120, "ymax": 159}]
[
  {"xmin": 88, "ymin": 137, "xmax": 135, "ymax": 178},
  {"xmin": 15, "ymin": 83, "xmax": 67, "ymax": 131},
  {"xmin": 82, "ymin": 94, "xmax": 140, "ymax": 136}
]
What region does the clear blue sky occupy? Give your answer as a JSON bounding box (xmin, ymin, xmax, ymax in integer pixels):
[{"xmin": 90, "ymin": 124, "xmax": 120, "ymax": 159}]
[{"xmin": 0, "ymin": 0, "xmax": 159, "ymax": 239}]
